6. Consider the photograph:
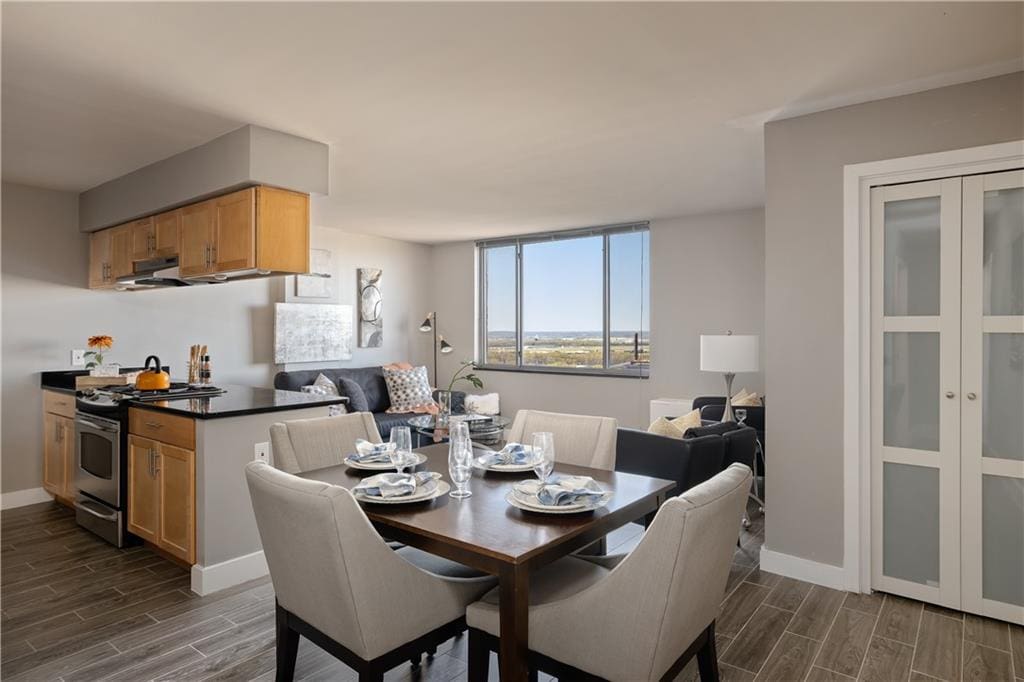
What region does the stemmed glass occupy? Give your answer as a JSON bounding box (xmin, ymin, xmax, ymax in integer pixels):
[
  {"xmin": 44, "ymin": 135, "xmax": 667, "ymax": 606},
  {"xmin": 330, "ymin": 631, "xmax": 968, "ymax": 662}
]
[
  {"xmin": 389, "ymin": 426, "xmax": 413, "ymax": 474},
  {"xmin": 448, "ymin": 422, "xmax": 473, "ymax": 498},
  {"xmin": 531, "ymin": 432, "xmax": 555, "ymax": 484},
  {"xmin": 735, "ymin": 408, "xmax": 748, "ymax": 426}
]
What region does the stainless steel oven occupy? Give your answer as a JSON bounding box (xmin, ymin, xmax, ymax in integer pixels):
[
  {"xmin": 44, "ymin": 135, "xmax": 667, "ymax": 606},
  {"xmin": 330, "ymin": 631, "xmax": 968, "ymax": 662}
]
[{"xmin": 74, "ymin": 411, "xmax": 124, "ymax": 546}]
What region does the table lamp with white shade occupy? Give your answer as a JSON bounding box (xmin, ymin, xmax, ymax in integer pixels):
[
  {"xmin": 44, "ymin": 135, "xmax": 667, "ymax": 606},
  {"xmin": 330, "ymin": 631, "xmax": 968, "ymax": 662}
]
[{"xmin": 700, "ymin": 333, "xmax": 760, "ymax": 423}]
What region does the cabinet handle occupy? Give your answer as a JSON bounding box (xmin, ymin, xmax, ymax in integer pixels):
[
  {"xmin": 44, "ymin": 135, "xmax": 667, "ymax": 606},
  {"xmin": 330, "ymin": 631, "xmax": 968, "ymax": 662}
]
[
  {"xmin": 967, "ymin": 392, "xmax": 977, "ymax": 400},
  {"xmin": 55, "ymin": 421, "xmax": 61, "ymax": 442},
  {"xmin": 144, "ymin": 421, "xmax": 164, "ymax": 429},
  {"xmin": 210, "ymin": 244, "xmax": 216, "ymax": 265},
  {"xmin": 945, "ymin": 391, "xmax": 955, "ymax": 399},
  {"xmin": 204, "ymin": 244, "xmax": 210, "ymax": 268},
  {"xmin": 153, "ymin": 452, "xmax": 160, "ymax": 476}
]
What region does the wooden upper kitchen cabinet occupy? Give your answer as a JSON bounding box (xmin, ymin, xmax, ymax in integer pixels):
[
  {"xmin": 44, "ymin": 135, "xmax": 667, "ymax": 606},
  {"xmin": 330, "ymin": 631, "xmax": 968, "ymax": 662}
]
[
  {"xmin": 129, "ymin": 213, "xmax": 179, "ymax": 261},
  {"xmin": 178, "ymin": 185, "xmax": 308, "ymax": 278},
  {"xmin": 127, "ymin": 434, "xmax": 160, "ymax": 544},
  {"xmin": 42, "ymin": 390, "xmax": 76, "ymax": 504},
  {"xmin": 178, "ymin": 199, "xmax": 216, "ymax": 278},
  {"xmin": 90, "ymin": 184, "xmax": 309, "ymax": 287},
  {"xmin": 88, "ymin": 229, "xmax": 112, "ymax": 288},
  {"xmin": 212, "ymin": 187, "xmax": 256, "ymax": 272}
]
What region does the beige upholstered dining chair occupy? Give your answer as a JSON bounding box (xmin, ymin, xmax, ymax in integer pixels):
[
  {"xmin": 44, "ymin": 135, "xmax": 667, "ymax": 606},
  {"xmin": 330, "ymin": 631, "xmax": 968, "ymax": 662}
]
[
  {"xmin": 245, "ymin": 462, "xmax": 496, "ymax": 682},
  {"xmin": 506, "ymin": 409, "xmax": 618, "ymax": 470},
  {"xmin": 270, "ymin": 412, "xmax": 382, "ymax": 474},
  {"xmin": 465, "ymin": 463, "xmax": 752, "ymax": 682}
]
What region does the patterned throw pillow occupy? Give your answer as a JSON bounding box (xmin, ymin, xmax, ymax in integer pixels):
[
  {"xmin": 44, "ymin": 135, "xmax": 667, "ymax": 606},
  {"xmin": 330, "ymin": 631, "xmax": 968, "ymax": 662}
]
[{"xmin": 383, "ymin": 365, "xmax": 435, "ymax": 413}]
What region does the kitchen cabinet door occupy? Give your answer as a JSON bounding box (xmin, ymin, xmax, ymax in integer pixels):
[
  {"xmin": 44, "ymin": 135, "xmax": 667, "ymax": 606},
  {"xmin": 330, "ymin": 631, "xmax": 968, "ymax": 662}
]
[
  {"xmin": 88, "ymin": 229, "xmax": 111, "ymax": 288},
  {"xmin": 43, "ymin": 412, "xmax": 65, "ymax": 496},
  {"xmin": 129, "ymin": 217, "xmax": 155, "ymax": 261},
  {"xmin": 109, "ymin": 225, "xmax": 134, "ymax": 280},
  {"xmin": 153, "ymin": 210, "xmax": 180, "ymax": 258},
  {"xmin": 127, "ymin": 435, "xmax": 160, "ymax": 544},
  {"xmin": 212, "ymin": 188, "xmax": 255, "ymax": 273},
  {"xmin": 178, "ymin": 200, "xmax": 215, "ymax": 277},
  {"xmin": 158, "ymin": 444, "xmax": 195, "ymax": 564},
  {"xmin": 256, "ymin": 186, "xmax": 309, "ymax": 274},
  {"xmin": 58, "ymin": 415, "xmax": 75, "ymax": 501}
]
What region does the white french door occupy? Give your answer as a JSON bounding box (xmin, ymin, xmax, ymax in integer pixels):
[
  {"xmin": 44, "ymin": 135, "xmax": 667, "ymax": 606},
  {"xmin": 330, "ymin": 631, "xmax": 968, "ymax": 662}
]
[
  {"xmin": 960, "ymin": 169, "xmax": 1024, "ymax": 624},
  {"xmin": 870, "ymin": 169, "xmax": 1024, "ymax": 624}
]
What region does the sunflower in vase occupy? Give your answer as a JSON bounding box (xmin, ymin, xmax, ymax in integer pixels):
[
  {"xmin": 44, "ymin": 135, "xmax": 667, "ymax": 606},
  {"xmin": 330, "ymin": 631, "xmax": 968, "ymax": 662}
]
[{"xmin": 85, "ymin": 335, "xmax": 114, "ymax": 369}]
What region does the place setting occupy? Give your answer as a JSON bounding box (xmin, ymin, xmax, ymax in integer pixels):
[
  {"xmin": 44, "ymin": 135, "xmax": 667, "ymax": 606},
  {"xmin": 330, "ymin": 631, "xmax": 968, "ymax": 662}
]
[
  {"xmin": 352, "ymin": 470, "xmax": 449, "ymax": 505},
  {"xmin": 342, "ymin": 428, "xmax": 428, "ymax": 471},
  {"xmin": 502, "ymin": 431, "xmax": 614, "ymax": 514}
]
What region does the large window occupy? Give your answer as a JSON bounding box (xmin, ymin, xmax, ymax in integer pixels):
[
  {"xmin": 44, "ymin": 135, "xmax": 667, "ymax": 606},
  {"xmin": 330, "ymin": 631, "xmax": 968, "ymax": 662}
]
[{"xmin": 478, "ymin": 223, "xmax": 649, "ymax": 377}]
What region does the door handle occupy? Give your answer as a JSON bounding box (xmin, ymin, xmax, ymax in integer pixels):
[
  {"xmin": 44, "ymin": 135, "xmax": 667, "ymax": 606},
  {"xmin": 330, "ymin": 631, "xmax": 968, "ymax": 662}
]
[
  {"xmin": 74, "ymin": 499, "xmax": 118, "ymax": 522},
  {"xmin": 945, "ymin": 391, "xmax": 955, "ymax": 399},
  {"xmin": 967, "ymin": 392, "xmax": 977, "ymax": 401}
]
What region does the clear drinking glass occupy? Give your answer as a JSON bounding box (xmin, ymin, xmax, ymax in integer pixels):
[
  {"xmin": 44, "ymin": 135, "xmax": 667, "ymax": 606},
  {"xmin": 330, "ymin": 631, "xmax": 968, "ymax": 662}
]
[
  {"xmin": 448, "ymin": 422, "xmax": 473, "ymax": 498},
  {"xmin": 389, "ymin": 426, "xmax": 412, "ymax": 474},
  {"xmin": 532, "ymin": 432, "xmax": 555, "ymax": 483},
  {"xmin": 735, "ymin": 408, "xmax": 748, "ymax": 425}
]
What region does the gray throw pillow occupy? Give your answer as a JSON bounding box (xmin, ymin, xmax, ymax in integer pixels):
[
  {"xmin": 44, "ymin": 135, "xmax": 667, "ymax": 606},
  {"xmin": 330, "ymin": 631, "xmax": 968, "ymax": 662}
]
[{"xmin": 336, "ymin": 377, "xmax": 370, "ymax": 413}]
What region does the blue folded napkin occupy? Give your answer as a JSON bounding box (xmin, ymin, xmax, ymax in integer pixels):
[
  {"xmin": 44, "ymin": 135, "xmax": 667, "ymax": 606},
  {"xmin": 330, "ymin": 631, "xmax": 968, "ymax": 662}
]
[
  {"xmin": 476, "ymin": 442, "xmax": 533, "ymax": 468},
  {"xmin": 515, "ymin": 476, "xmax": 607, "ymax": 507},
  {"xmin": 347, "ymin": 439, "xmax": 397, "ymax": 463},
  {"xmin": 353, "ymin": 472, "xmax": 436, "ymax": 498}
]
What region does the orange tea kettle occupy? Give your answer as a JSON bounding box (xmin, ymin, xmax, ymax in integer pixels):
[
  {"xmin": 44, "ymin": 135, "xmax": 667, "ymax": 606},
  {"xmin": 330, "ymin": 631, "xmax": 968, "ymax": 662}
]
[{"xmin": 136, "ymin": 355, "xmax": 171, "ymax": 390}]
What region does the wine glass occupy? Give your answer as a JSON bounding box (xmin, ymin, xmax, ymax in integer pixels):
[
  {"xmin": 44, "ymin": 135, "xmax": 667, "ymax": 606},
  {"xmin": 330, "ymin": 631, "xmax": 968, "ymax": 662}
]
[
  {"xmin": 389, "ymin": 426, "xmax": 412, "ymax": 474},
  {"xmin": 735, "ymin": 408, "xmax": 748, "ymax": 426},
  {"xmin": 448, "ymin": 422, "xmax": 473, "ymax": 498},
  {"xmin": 531, "ymin": 432, "xmax": 555, "ymax": 484}
]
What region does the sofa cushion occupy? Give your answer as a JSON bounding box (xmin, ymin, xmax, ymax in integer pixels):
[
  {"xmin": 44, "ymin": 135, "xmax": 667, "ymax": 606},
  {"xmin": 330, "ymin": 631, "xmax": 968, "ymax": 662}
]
[
  {"xmin": 372, "ymin": 412, "xmax": 418, "ymax": 440},
  {"xmin": 336, "ymin": 378, "xmax": 370, "ymax": 412},
  {"xmin": 382, "ymin": 365, "xmax": 435, "ymax": 413},
  {"xmin": 683, "ymin": 421, "xmax": 739, "ymax": 439}
]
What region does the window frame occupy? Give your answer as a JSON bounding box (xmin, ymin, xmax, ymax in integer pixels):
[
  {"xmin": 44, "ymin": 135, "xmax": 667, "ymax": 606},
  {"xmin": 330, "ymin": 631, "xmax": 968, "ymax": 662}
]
[{"xmin": 476, "ymin": 221, "xmax": 650, "ymax": 379}]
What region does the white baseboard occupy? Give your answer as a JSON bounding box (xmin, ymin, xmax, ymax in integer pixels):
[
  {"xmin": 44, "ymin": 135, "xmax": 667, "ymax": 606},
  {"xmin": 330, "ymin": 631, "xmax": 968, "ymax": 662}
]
[
  {"xmin": 1, "ymin": 487, "xmax": 53, "ymax": 510},
  {"xmin": 190, "ymin": 550, "xmax": 269, "ymax": 596},
  {"xmin": 759, "ymin": 548, "xmax": 848, "ymax": 591}
]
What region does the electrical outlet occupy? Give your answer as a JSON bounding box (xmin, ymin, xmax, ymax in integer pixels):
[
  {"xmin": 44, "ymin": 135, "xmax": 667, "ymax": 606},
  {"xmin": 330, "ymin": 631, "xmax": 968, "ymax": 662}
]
[
  {"xmin": 254, "ymin": 442, "xmax": 270, "ymax": 464},
  {"xmin": 71, "ymin": 349, "xmax": 87, "ymax": 367}
]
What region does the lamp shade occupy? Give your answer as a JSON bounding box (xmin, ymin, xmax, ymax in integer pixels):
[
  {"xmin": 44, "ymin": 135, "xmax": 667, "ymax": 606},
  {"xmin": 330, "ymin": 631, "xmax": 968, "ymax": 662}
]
[
  {"xmin": 700, "ymin": 334, "xmax": 759, "ymax": 373},
  {"xmin": 419, "ymin": 316, "xmax": 433, "ymax": 332},
  {"xmin": 439, "ymin": 337, "xmax": 453, "ymax": 354}
]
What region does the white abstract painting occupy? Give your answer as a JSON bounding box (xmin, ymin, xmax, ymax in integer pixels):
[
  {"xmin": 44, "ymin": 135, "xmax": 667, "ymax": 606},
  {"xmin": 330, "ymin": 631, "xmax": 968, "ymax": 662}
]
[
  {"xmin": 295, "ymin": 249, "xmax": 332, "ymax": 298},
  {"xmin": 274, "ymin": 303, "xmax": 353, "ymax": 364}
]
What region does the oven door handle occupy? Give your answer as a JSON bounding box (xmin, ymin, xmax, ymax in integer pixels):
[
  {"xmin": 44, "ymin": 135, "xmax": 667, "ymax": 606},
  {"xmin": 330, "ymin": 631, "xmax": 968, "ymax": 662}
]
[
  {"xmin": 74, "ymin": 499, "xmax": 118, "ymax": 522},
  {"xmin": 75, "ymin": 417, "xmax": 119, "ymax": 433}
]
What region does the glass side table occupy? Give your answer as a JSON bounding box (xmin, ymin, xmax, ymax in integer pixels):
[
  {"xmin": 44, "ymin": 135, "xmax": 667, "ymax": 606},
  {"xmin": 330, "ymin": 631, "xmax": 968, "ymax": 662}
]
[{"xmin": 406, "ymin": 414, "xmax": 511, "ymax": 448}]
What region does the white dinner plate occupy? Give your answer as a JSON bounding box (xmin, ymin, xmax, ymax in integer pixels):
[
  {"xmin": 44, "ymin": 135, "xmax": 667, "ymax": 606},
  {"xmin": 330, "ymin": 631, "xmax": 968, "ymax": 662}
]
[
  {"xmin": 354, "ymin": 473, "xmax": 450, "ymax": 504},
  {"xmin": 344, "ymin": 451, "xmax": 428, "ymax": 471},
  {"xmin": 473, "ymin": 458, "xmax": 537, "ymax": 473},
  {"xmin": 504, "ymin": 490, "xmax": 611, "ymax": 514}
]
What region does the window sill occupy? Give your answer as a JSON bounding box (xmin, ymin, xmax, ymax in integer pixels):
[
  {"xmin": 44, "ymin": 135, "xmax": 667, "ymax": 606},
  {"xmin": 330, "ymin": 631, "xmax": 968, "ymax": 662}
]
[{"xmin": 473, "ymin": 364, "xmax": 649, "ymax": 380}]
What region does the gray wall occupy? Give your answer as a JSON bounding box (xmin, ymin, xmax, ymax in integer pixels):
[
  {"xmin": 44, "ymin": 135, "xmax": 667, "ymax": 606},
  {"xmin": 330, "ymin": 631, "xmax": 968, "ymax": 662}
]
[
  {"xmin": 764, "ymin": 71, "xmax": 1024, "ymax": 567},
  {"xmin": 1, "ymin": 182, "xmax": 431, "ymax": 494},
  {"xmin": 430, "ymin": 207, "xmax": 765, "ymax": 428}
]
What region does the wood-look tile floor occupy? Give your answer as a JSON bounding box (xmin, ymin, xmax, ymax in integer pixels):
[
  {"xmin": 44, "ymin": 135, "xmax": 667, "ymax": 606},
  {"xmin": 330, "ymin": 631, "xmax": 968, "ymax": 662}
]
[{"xmin": 3, "ymin": 500, "xmax": 1021, "ymax": 681}]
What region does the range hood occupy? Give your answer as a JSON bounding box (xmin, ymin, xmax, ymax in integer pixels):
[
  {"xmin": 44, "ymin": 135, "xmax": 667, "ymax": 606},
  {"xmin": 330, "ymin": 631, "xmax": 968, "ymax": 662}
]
[{"xmin": 115, "ymin": 257, "xmax": 220, "ymax": 290}]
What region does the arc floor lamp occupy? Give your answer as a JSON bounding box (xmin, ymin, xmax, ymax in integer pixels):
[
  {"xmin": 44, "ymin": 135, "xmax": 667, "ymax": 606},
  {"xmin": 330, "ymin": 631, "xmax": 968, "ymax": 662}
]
[{"xmin": 419, "ymin": 312, "xmax": 453, "ymax": 387}]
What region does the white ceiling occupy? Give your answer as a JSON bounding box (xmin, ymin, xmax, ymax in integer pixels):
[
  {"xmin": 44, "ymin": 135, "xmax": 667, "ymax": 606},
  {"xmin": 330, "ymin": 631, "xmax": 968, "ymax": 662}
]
[{"xmin": 3, "ymin": 2, "xmax": 1022, "ymax": 243}]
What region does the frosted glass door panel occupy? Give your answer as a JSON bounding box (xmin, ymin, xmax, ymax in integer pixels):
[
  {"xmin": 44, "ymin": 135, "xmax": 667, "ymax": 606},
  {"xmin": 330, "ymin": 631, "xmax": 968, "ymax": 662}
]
[
  {"xmin": 883, "ymin": 462, "xmax": 940, "ymax": 586},
  {"xmin": 983, "ymin": 333, "xmax": 1024, "ymax": 461},
  {"xmin": 983, "ymin": 187, "xmax": 1024, "ymax": 316},
  {"xmin": 982, "ymin": 475, "xmax": 1024, "ymax": 607},
  {"xmin": 884, "ymin": 197, "xmax": 941, "ymax": 316},
  {"xmin": 883, "ymin": 332, "xmax": 940, "ymax": 451}
]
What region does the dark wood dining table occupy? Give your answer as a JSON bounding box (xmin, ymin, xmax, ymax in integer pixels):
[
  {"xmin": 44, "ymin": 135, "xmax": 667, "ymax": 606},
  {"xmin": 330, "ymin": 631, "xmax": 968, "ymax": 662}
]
[{"xmin": 299, "ymin": 443, "xmax": 675, "ymax": 681}]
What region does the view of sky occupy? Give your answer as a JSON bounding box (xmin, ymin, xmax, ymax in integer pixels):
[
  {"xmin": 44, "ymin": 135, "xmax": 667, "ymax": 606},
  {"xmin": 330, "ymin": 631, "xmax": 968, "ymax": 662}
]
[{"xmin": 484, "ymin": 231, "xmax": 650, "ymax": 333}]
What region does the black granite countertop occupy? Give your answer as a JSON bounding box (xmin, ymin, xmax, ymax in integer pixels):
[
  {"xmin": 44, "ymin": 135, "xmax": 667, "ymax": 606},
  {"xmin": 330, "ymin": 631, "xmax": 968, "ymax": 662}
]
[
  {"xmin": 40, "ymin": 367, "xmax": 159, "ymax": 394},
  {"xmin": 127, "ymin": 384, "xmax": 348, "ymax": 420}
]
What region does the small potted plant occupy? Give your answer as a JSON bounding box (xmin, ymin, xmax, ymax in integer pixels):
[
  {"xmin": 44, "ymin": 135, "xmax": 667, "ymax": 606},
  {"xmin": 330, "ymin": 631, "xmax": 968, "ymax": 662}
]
[
  {"xmin": 437, "ymin": 360, "xmax": 484, "ymax": 425},
  {"xmin": 85, "ymin": 335, "xmax": 119, "ymax": 376}
]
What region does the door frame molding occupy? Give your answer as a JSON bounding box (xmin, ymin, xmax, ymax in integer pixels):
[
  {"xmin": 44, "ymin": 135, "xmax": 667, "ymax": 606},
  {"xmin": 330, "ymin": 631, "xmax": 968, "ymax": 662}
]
[{"xmin": 842, "ymin": 139, "xmax": 1024, "ymax": 592}]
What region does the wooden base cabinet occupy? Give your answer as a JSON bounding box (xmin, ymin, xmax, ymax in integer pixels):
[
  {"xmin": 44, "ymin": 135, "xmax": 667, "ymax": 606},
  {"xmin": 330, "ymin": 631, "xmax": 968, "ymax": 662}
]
[
  {"xmin": 127, "ymin": 433, "xmax": 196, "ymax": 564},
  {"xmin": 42, "ymin": 390, "xmax": 76, "ymax": 505}
]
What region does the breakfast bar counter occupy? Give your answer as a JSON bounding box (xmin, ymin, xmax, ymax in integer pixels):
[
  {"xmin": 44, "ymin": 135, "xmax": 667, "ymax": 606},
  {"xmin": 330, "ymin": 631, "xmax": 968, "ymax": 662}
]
[{"xmin": 128, "ymin": 383, "xmax": 348, "ymax": 419}]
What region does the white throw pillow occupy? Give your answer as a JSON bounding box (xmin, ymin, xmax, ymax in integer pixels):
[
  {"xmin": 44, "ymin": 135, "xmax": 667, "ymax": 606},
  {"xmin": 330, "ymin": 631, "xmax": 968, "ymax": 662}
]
[
  {"xmin": 466, "ymin": 393, "xmax": 500, "ymax": 416},
  {"xmin": 670, "ymin": 408, "xmax": 702, "ymax": 433},
  {"xmin": 648, "ymin": 417, "xmax": 685, "ymax": 439},
  {"xmin": 383, "ymin": 365, "xmax": 435, "ymax": 413}
]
